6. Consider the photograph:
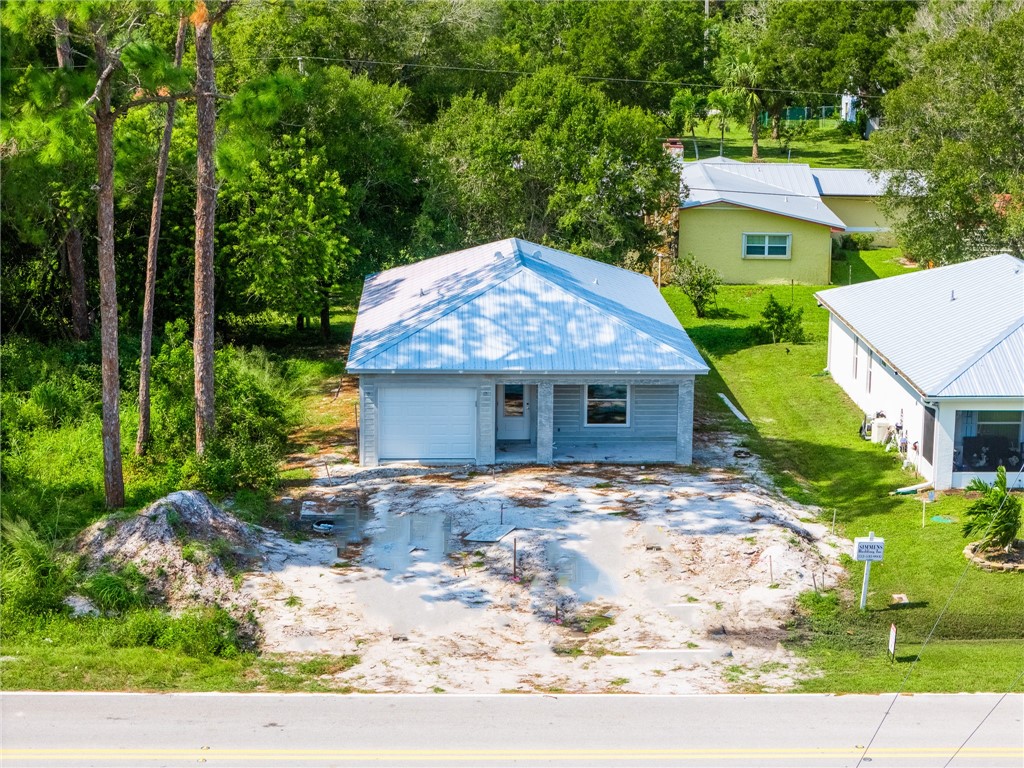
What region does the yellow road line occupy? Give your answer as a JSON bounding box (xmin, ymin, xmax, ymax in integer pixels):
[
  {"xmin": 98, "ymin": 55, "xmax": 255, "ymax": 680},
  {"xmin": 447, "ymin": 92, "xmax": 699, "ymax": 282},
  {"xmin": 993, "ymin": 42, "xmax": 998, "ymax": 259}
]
[{"xmin": 3, "ymin": 747, "xmax": 1021, "ymax": 761}]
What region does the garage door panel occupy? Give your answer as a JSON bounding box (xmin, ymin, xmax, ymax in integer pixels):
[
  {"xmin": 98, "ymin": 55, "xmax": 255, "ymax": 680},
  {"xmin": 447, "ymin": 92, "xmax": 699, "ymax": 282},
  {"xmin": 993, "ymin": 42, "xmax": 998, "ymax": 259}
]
[{"xmin": 379, "ymin": 387, "xmax": 477, "ymax": 460}]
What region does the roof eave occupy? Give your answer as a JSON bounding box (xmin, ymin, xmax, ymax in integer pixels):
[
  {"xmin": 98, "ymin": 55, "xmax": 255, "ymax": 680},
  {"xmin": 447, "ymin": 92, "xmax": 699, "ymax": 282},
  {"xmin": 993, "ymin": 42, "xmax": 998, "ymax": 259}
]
[
  {"xmin": 346, "ymin": 367, "xmax": 710, "ymax": 376},
  {"xmin": 680, "ymin": 198, "xmax": 844, "ymax": 229},
  {"xmin": 817, "ymin": 297, "xmax": 929, "ymax": 399}
]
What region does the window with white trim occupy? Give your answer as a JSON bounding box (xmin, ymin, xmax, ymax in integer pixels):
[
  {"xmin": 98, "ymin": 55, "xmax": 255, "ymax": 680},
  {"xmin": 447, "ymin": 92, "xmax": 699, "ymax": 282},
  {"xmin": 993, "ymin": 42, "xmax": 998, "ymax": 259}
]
[
  {"xmin": 977, "ymin": 410, "xmax": 1023, "ymax": 443},
  {"xmin": 585, "ymin": 384, "xmax": 629, "ymax": 426},
  {"xmin": 743, "ymin": 233, "xmax": 791, "ymax": 259}
]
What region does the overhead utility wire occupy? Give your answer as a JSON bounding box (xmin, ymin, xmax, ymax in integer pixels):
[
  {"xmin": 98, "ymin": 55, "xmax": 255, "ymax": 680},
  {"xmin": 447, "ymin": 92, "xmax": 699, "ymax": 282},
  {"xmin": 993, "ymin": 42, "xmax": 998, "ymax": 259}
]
[
  {"xmin": 7, "ymin": 51, "xmax": 875, "ymax": 101},
  {"xmin": 212, "ymin": 52, "xmax": 870, "ymax": 101},
  {"xmin": 940, "ymin": 668, "xmax": 1024, "ymax": 768},
  {"xmin": 854, "ymin": 460, "xmax": 1024, "ymax": 768}
]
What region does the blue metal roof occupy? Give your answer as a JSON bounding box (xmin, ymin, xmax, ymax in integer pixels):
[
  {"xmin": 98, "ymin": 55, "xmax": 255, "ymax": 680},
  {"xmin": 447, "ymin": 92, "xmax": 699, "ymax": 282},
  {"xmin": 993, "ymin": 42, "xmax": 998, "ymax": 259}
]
[
  {"xmin": 816, "ymin": 254, "xmax": 1024, "ymax": 399},
  {"xmin": 812, "ymin": 168, "xmax": 887, "ymax": 197},
  {"xmin": 679, "ymin": 157, "xmax": 846, "ymax": 229},
  {"xmin": 347, "ymin": 238, "xmax": 709, "ymax": 375}
]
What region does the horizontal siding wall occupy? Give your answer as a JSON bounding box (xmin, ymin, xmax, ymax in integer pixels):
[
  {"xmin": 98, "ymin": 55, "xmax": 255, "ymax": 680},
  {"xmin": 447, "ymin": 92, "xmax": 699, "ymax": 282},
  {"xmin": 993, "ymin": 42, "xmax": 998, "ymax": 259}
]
[{"xmin": 553, "ymin": 385, "xmax": 677, "ymax": 444}]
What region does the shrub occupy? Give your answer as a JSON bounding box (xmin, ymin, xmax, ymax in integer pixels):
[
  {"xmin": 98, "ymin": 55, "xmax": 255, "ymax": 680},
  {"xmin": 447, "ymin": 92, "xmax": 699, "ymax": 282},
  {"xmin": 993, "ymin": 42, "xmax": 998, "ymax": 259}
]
[
  {"xmin": 80, "ymin": 564, "xmax": 149, "ymax": 614},
  {"xmin": 963, "ymin": 466, "xmax": 1023, "ymax": 553},
  {"xmin": 0, "ymin": 517, "xmax": 79, "ymax": 617},
  {"xmin": 153, "ymin": 321, "xmax": 294, "ymax": 493},
  {"xmin": 112, "ymin": 606, "xmax": 240, "ymax": 657},
  {"xmin": 750, "ymin": 295, "xmax": 807, "ymax": 344},
  {"xmin": 840, "ymin": 233, "xmax": 875, "ymax": 251},
  {"xmin": 156, "ymin": 606, "xmax": 240, "ymax": 657},
  {"xmin": 112, "ymin": 609, "xmax": 168, "ymax": 648},
  {"xmin": 672, "ymin": 253, "xmax": 722, "ymax": 318}
]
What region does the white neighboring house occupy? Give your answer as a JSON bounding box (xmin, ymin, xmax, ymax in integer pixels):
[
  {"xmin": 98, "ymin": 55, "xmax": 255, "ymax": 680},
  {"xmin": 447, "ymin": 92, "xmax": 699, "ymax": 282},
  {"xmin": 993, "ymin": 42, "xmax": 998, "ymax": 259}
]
[{"xmin": 816, "ymin": 253, "xmax": 1024, "ymax": 490}]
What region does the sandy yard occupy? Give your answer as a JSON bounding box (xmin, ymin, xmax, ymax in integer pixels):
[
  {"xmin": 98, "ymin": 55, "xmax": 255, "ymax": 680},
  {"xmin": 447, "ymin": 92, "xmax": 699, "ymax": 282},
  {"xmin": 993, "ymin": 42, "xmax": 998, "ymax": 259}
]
[{"xmin": 239, "ymin": 462, "xmax": 846, "ymax": 694}]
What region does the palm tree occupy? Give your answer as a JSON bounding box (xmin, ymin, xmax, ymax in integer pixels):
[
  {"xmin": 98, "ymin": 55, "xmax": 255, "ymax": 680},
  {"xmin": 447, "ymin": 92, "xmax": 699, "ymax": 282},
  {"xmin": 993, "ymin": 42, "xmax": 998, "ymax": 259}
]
[
  {"xmin": 718, "ymin": 46, "xmax": 765, "ymax": 160},
  {"xmin": 962, "ymin": 466, "xmax": 1022, "ymax": 553},
  {"xmin": 669, "ymin": 88, "xmax": 706, "ymax": 158},
  {"xmin": 704, "ymin": 88, "xmax": 737, "ymax": 157}
]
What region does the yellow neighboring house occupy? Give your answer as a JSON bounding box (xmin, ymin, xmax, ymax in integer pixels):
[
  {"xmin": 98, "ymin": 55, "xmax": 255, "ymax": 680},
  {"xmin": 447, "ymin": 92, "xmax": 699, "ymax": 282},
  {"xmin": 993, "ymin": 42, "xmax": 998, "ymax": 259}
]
[
  {"xmin": 813, "ymin": 168, "xmax": 896, "ymax": 248},
  {"xmin": 678, "ymin": 158, "xmax": 892, "ymax": 285}
]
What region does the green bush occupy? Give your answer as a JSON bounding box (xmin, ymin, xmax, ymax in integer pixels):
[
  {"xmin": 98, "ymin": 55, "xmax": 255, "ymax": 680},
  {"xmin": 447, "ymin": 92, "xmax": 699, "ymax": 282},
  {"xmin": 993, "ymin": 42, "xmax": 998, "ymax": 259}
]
[
  {"xmin": 749, "ymin": 295, "xmax": 807, "ymax": 344},
  {"xmin": 840, "ymin": 233, "xmax": 875, "ymax": 251},
  {"xmin": 152, "ymin": 320, "xmax": 295, "ymax": 493},
  {"xmin": 963, "ymin": 467, "xmax": 1023, "ymax": 552},
  {"xmin": 80, "ymin": 564, "xmax": 150, "ymax": 614},
  {"xmin": 112, "ymin": 606, "xmax": 240, "ymax": 657},
  {"xmin": 0, "ymin": 518, "xmax": 79, "ymax": 617},
  {"xmin": 672, "ymin": 253, "xmax": 723, "ymax": 318}
]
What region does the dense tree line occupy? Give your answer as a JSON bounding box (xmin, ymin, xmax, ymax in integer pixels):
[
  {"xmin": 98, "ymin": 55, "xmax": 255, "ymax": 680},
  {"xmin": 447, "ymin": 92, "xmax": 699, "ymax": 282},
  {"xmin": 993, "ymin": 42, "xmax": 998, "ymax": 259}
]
[
  {"xmin": 2, "ymin": 0, "xmax": 928, "ymax": 343},
  {"xmin": 4, "ymin": 0, "xmax": 1019, "ymax": 508}
]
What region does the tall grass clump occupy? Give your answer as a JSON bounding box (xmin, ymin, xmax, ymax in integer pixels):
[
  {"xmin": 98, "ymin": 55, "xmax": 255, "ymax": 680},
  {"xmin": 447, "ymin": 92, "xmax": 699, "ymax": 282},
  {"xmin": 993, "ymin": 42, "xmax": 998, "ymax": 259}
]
[
  {"xmin": 79, "ymin": 564, "xmax": 150, "ymax": 614},
  {"xmin": 112, "ymin": 606, "xmax": 241, "ymax": 657},
  {"xmin": 0, "ymin": 517, "xmax": 79, "ymax": 620}
]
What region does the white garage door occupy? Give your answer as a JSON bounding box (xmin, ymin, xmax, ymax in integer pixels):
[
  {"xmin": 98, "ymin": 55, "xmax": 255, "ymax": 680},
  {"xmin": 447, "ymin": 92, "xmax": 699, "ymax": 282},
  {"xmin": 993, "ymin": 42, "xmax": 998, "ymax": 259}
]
[{"xmin": 378, "ymin": 387, "xmax": 477, "ymax": 461}]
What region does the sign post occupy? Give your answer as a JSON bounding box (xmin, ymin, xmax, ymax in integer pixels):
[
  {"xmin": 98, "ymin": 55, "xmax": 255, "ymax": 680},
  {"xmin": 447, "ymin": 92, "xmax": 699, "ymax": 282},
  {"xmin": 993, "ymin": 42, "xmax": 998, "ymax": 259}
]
[
  {"xmin": 888, "ymin": 623, "xmax": 897, "ymax": 663},
  {"xmin": 853, "ymin": 531, "xmax": 885, "ymax": 611}
]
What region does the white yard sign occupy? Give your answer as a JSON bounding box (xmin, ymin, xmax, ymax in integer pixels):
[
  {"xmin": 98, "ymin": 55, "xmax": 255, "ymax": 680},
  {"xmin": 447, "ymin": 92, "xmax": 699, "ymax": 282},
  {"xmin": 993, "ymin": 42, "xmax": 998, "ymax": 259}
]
[
  {"xmin": 854, "ymin": 536, "xmax": 886, "ymax": 562},
  {"xmin": 854, "ymin": 531, "xmax": 885, "ymax": 610}
]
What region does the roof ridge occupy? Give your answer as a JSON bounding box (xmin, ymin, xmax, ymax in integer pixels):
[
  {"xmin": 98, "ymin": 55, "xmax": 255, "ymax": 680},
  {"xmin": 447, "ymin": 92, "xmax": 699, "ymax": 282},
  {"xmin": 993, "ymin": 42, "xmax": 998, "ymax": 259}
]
[
  {"xmin": 932, "ymin": 315, "xmax": 1024, "ymax": 397},
  {"xmin": 522, "ymin": 260, "xmax": 707, "ymax": 371},
  {"xmin": 347, "ymin": 255, "xmax": 521, "ymax": 369},
  {"xmin": 722, "ymin": 163, "xmax": 821, "ymax": 194},
  {"xmin": 712, "ymin": 166, "xmax": 817, "ymax": 198},
  {"xmin": 518, "ymin": 241, "xmax": 657, "ymax": 281}
]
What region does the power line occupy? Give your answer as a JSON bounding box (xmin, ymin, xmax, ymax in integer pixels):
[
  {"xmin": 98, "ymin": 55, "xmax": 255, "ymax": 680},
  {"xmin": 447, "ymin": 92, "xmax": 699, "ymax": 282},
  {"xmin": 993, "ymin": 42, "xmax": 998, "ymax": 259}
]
[
  {"xmin": 854, "ymin": 460, "xmax": 1024, "ymax": 768},
  {"xmin": 213, "ymin": 52, "xmax": 864, "ymax": 101},
  {"xmin": 941, "ymin": 669, "xmax": 1024, "ymax": 768}
]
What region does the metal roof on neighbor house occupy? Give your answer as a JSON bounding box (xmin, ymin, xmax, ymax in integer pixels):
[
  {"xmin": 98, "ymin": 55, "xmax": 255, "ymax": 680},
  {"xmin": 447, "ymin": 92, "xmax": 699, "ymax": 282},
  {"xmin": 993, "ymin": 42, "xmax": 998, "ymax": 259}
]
[
  {"xmin": 815, "ymin": 254, "xmax": 1024, "ymax": 399},
  {"xmin": 679, "ymin": 157, "xmax": 846, "ymax": 229},
  {"xmin": 347, "ymin": 238, "xmax": 710, "ymax": 375},
  {"xmin": 812, "ymin": 168, "xmax": 887, "ymax": 197}
]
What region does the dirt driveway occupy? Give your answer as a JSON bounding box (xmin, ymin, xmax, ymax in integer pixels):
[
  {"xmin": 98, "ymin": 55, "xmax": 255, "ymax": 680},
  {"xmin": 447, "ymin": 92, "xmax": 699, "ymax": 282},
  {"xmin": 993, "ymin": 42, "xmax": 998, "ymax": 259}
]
[{"xmin": 240, "ymin": 463, "xmax": 844, "ymax": 694}]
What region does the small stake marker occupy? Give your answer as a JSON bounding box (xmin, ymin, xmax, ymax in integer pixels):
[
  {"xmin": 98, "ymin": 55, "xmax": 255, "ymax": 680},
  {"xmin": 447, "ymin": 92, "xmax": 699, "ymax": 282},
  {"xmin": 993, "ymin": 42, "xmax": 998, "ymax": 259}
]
[{"xmin": 513, "ymin": 538, "xmax": 518, "ymax": 580}]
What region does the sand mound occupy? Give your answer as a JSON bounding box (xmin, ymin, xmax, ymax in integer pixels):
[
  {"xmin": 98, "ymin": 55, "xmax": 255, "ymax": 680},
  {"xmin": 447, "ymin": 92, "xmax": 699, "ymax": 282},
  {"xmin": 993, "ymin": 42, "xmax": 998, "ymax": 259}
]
[{"xmin": 76, "ymin": 491, "xmax": 259, "ymax": 632}]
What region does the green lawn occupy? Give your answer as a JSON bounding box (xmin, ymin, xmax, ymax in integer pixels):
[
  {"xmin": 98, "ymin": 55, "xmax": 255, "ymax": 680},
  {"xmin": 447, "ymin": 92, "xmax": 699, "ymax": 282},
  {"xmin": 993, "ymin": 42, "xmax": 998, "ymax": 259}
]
[
  {"xmin": 676, "ymin": 119, "xmax": 869, "ymax": 168},
  {"xmin": 665, "ymin": 248, "xmax": 1024, "ymax": 692}
]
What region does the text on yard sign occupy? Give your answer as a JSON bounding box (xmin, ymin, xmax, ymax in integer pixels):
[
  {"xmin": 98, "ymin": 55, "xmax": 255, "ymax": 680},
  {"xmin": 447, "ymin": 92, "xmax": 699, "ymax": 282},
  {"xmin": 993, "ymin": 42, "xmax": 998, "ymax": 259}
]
[{"xmin": 854, "ymin": 537, "xmax": 885, "ymax": 562}]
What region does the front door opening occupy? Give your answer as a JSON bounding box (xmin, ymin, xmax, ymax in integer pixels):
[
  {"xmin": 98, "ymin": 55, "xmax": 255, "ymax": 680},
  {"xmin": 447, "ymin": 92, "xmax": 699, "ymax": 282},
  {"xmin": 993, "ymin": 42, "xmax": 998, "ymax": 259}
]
[{"xmin": 496, "ymin": 384, "xmax": 533, "ymax": 441}]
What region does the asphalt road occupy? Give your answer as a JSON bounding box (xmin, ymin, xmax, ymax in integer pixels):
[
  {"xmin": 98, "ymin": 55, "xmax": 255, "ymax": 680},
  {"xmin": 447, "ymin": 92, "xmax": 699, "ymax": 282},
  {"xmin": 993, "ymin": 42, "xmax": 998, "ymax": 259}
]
[{"xmin": 2, "ymin": 692, "xmax": 1022, "ymax": 767}]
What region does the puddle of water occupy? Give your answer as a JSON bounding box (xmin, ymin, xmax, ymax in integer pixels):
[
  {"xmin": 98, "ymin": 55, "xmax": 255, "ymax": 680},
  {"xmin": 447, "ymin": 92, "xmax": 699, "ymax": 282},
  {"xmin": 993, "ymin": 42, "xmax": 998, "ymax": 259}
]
[
  {"xmin": 349, "ymin": 509, "xmax": 481, "ymax": 635},
  {"xmin": 327, "ymin": 506, "xmax": 375, "ymax": 547},
  {"xmin": 546, "ymin": 521, "xmax": 628, "ymax": 601},
  {"xmin": 363, "ymin": 509, "xmax": 454, "ymax": 576},
  {"xmin": 350, "ymin": 578, "xmax": 477, "ymax": 635}
]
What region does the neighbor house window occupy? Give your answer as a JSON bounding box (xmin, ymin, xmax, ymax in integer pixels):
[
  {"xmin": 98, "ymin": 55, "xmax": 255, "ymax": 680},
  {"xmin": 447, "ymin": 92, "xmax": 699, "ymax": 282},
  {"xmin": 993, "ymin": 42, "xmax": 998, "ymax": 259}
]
[
  {"xmin": 743, "ymin": 233, "xmax": 791, "ymax": 259},
  {"xmin": 585, "ymin": 384, "xmax": 629, "ymax": 426}
]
